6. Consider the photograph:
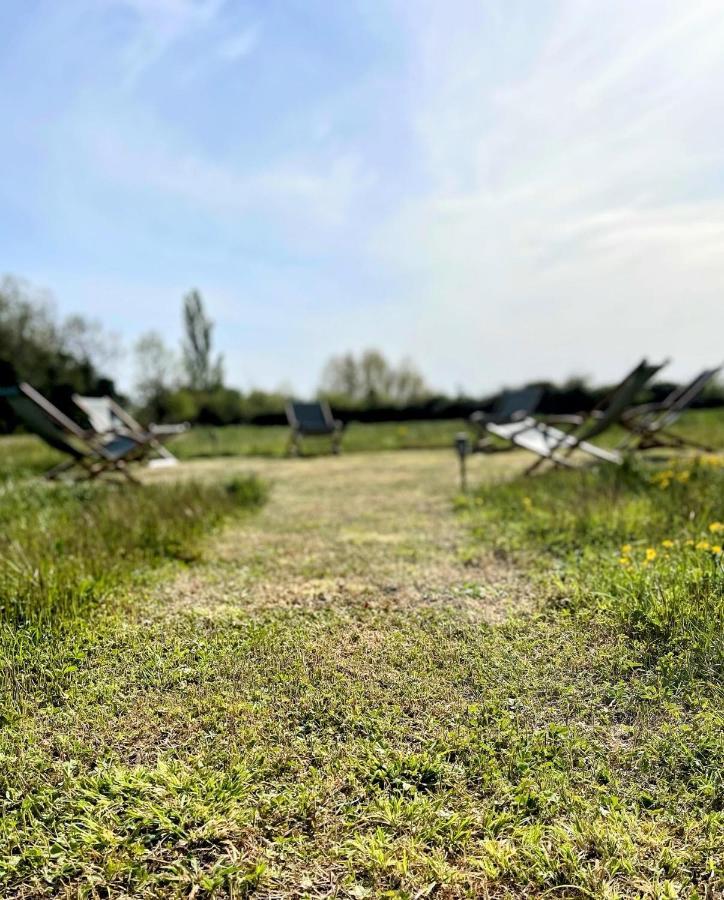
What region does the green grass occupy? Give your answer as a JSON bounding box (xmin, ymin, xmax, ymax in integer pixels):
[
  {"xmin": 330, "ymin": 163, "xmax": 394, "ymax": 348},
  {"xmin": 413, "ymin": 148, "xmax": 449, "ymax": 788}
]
[
  {"xmin": 0, "ymin": 414, "xmax": 723, "ymax": 897},
  {"xmin": 5, "ymin": 605, "xmax": 721, "ymax": 897},
  {"xmin": 448, "ymin": 452, "xmax": 723, "ymax": 896},
  {"xmin": 176, "ymin": 408, "xmax": 723, "ymax": 459},
  {"xmin": 172, "ymin": 419, "xmax": 461, "ymax": 460},
  {"xmin": 0, "ymin": 433, "xmax": 65, "ymax": 481},
  {"xmin": 0, "ymin": 476, "xmax": 266, "ymax": 625},
  {"xmin": 0, "ymin": 420, "xmax": 462, "ymax": 482},
  {"xmin": 1, "ymin": 410, "xmax": 722, "ymax": 478},
  {"xmin": 466, "ymin": 454, "xmax": 723, "ymax": 672}
]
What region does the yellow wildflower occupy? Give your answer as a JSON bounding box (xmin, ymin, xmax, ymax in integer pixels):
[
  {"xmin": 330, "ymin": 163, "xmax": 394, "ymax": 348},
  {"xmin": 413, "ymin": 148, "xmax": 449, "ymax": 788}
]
[
  {"xmin": 652, "ymin": 469, "xmax": 673, "ymax": 489},
  {"xmin": 645, "ymin": 548, "xmax": 657, "ymax": 562},
  {"xmin": 712, "ymin": 545, "xmax": 722, "ymax": 555},
  {"xmin": 685, "ymin": 539, "xmax": 695, "ymax": 547},
  {"xmin": 701, "ymin": 455, "xmax": 724, "ymax": 467},
  {"xmin": 709, "ymin": 522, "xmax": 723, "ymax": 534},
  {"xmin": 619, "ymin": 557, "xmax": 631, "ymax": 567},
  {"xmin": 661, "ymin": 540, "xmax": 674, "ymax": 549},
  {"xmin": 621, "ymin": 544, "xmax": 632, "ymax": 555},
  {"xmin": 696, "ymin": 540, "xmax": 710, "ymax": 551},
  {"xmin": 675, "ymin": 471, "xmax": 690, "ymax": 483}
]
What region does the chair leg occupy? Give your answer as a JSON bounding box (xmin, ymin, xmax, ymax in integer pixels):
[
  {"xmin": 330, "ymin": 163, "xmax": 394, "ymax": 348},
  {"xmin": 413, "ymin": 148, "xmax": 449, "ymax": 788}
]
[
  {"xmin": 525, "ymin": 454, "xmax": 549, "ymax": 476},
  {"xmin": 658, "ymin": 430, "xmax": 714, "ymax": 453},
  {"xmin": 636, "ymin": 430, "xmax": 714, "ymax": 454},
  {"xmin": 287, "ymin": 430, "xmax": 301, "ymax": 457},
  {"xmin": 151, "ymin": 439, "xmax": 177, "ymax": 462},
  {"xmin": 116, "ymin": 461, "xmax": 142, "ymax": 485},
  {"xmin": 525, "ymin": 451, "xmax": 576, "ymax": 476},
  {"xmin": 44, "ymin": 459, "xmax": 79, "ymax": 480}
]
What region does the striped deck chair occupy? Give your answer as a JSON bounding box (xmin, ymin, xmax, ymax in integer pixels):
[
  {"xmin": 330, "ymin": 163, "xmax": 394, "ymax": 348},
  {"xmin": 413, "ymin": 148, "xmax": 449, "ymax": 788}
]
[
  {"xmin": 486, "ymin": 359, "xmax": 667, "ymax": 475},
  {"xmin": 0, "ymin": 383, "xmax": 145, "ymax": 482},
  {"xmin": 74, "ymin": 394, "xmax": 188, "ymax": 467}
]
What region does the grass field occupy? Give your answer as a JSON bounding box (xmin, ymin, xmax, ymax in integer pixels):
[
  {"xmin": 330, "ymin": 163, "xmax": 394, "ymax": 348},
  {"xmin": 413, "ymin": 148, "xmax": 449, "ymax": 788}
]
[
  {"xmin": 0, "ymin": 412, "xmax": 722, "ymax": 897},
  {"xmin": 2, "ymin": 409, "xmax": 722, "ymax": 482},
  {"xmin": 0, "ymin": 419, "xmax": 462, "ymax": 482}
]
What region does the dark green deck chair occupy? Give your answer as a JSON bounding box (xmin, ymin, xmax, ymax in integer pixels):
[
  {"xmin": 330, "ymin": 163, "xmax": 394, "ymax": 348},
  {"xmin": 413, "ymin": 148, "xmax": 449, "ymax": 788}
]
[
  {"xmin": 470, "ymin": 385, "xmax": 543, "ymax": 451},
  {"xmin": 0, "ymin": 383, "xmax": 144, "ymax": 482},
  {"xmin": 618, "ymin": 365, "xmax": 722, "ymax": 453},
  {"xmin": 285, "ymin": 400, "xmax": 343, "ymax": 456},
  {"xmin": 486, "ymin": 359, "xmax": 667, "ymax": 475}
]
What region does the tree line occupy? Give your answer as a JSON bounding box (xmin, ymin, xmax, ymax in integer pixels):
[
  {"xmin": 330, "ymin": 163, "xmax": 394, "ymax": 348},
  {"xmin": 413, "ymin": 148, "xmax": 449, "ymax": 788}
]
[{"xmin": 0, "ymin": 275, "xmax": 721, "ymax": 433}]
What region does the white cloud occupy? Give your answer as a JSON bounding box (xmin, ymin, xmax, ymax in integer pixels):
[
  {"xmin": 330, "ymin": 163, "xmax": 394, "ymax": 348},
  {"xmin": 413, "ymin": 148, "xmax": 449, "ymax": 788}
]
[
  {"xmin": 84, "ymin": 118, "xmax": 373, "ymax": 231},
  {"xmin": 369, "ymin": 0, "xmax": 724, "ymax": 389},
  {"xmin": 9, "ymin": 0, "xmax": 724, "ymax": 395}
]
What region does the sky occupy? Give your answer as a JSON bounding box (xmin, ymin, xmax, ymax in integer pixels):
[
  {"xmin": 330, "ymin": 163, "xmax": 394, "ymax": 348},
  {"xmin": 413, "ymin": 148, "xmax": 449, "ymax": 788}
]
[{"xmin": 1, "ymin": 0, "xmax": 723, "ymax": 397}]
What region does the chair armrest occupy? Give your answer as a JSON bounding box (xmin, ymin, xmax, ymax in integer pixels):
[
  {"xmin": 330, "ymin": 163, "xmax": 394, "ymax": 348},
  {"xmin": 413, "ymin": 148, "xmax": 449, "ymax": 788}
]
[
  {"xmin": 543, "ymin": 414, "xmax": 586, "ymax": 432},
  {"xmin": 621, "ymin": 402, "xmax": 659, "ymax": 421},
  {"xmin": 150, "ymin": 422, "xmax": 190, "ymax": 435}
]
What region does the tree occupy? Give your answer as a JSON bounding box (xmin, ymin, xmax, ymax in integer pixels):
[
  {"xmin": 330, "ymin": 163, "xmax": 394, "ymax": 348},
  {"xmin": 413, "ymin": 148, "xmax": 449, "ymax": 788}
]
[
  {"xmin": 392, "ymin": 358, "xmax": 429, "ymax": 405},
  {"xmin": 0, "ymin": 275, "xmax": 118, "ymax": 430},
  {"xmin": 181, "ymin": 290, "xmax": 223, "ymax": 391},
  {"xmin": 60, "ymin": 314, "xmax": 120, "ymax": 371},
  {"xmin": 319, "ymin": 349, "xmax": 430, "ymax": 406},
  {"xmin": 320, "ymin": 352, "xmax": 359, "ymax": 400},
  {"xmin": 133, "ymin": 331, "xmax": 179, "ymax": 413}
]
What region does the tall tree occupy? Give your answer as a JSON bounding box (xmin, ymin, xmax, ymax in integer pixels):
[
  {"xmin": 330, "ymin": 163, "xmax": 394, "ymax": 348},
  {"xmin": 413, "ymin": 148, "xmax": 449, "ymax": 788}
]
[
  {"xmin": 133, "ymin": 332, "xmax": 178, "ymax": 405},
  {"xmin": 0, "ymin": 275, "xmax": 117, "ymax": 406},
  {"xmin": 319, "ymin": 348, "xmax": 429, "ymax": 406},
  {"xmin": 181, "ymin": 290, "xmax": 223, "ymax": 390}
]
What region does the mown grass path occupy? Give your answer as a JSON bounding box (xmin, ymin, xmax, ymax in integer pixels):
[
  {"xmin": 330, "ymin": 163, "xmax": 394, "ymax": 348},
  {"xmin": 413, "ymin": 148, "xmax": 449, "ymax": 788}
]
[{"xmin": 155, "ymin": 450, "xmax": 529, "ymax": 623}]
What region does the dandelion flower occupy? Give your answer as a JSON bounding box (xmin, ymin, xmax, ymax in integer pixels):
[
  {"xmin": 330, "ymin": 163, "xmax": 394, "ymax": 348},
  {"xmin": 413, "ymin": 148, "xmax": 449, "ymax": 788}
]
[
  {"xmin": 652, "ymin": 470, "xmax": 673, "ymax": 489},
  {"xmin": 696, "ymin": 540, "xmax": 710, "ymax": 551},
  {"xmin": 619, "ymin": 557, "xmax": 631, "ymax": 567},
  {"xmin": 709, "ymin": 522, "xmax": 723, "ymax": 534},
  {"xmin": 645, "ymin": 548, "xmax": 657, "ymax": 562},
  {"xmin": 676, "ymin": 471, "xmax": 690, "ymax": 483},
  {"xmin": 621, "ymin": 544, "xmax": 632, "ymax": 555},
  {"xmin": 661, "ymin": 540, "xmax": 674, "ymax": 549},
  {"xmin": 712, "ymin": 545, "xmax": 722, "ymax": 555}
]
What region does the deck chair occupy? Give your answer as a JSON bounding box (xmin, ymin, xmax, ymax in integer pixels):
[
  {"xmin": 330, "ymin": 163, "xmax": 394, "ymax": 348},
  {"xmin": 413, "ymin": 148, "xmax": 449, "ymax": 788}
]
[
  {"xmin": 73, "ymin": 394, "xmax": 188, "ymax": 467},
  {"xmin": 286, "ymin": 400, "xmax": 343, "ymax": 456},
  {"xmin": 486, "ymin": 359, "xmax": 667, "ymax": 475},
  {"xmin": 0, "ymin": 383, "xmax": 145, "ymax": 482},
  {"xmin": 618, "ymin": 366, "xmax": 722, "ymax": 453},
  {"xmin": 470, "ymin": 385, "xmax": 543, "ymax": 451}
]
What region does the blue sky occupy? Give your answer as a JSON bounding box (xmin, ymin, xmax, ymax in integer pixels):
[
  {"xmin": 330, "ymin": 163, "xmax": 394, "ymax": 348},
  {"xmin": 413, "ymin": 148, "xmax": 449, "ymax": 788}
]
[{"xmin": 1, "ymin": 0, "xmax": 723, "ymax": 396}]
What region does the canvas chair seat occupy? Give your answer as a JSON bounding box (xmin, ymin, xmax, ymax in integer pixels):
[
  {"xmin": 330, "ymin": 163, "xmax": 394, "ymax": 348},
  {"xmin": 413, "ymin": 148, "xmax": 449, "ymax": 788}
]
[
  {"xmin": 285, "ymin": 400, "xmax": 343, "ymax": 455},
  {"xmin": 487, "ymin": 418, "xmax": 622, "ymax": 465},
  {"xmin": 477, "ymin": 359, "xmax": 666, "ymax": 475},
  {"xmin": 74, "ymin": 394, "xmax": 187, "ymax": 466}
]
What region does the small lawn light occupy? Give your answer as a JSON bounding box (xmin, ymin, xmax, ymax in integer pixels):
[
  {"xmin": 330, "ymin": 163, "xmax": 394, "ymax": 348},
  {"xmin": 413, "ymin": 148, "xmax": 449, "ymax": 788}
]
[{"xmin": 454, "ymin": 431, "xmax": 471, "ymax": 492}]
